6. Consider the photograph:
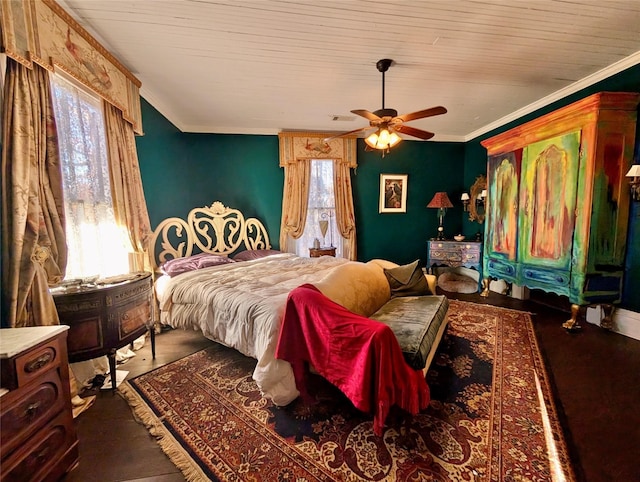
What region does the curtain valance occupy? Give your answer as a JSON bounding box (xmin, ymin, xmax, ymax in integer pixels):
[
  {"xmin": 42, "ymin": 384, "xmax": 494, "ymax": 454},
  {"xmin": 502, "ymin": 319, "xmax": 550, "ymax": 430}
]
[
  {"xmin": 0, "ymin": 0, "xmax": 143, "ymax": 134},
  {"xmin": 278, "ymin": 132, "xmax": 357, "ymax": 167}
]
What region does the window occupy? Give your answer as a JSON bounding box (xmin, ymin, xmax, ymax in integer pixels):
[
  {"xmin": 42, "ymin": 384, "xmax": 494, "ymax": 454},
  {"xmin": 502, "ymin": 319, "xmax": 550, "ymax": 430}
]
[
  {"xmin": 295, "ymin": 159, "xmax": 342, "ymax": 257},
  {"xmin": 50, "ymin": 73, "xmax": 130, "ymax": 279}
]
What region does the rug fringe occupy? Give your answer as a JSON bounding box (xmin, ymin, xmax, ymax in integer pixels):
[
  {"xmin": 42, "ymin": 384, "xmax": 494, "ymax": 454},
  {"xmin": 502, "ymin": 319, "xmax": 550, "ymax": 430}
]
[{"xmin": 119, "ymin": 382, "xmax": 212, "ymax": 482}]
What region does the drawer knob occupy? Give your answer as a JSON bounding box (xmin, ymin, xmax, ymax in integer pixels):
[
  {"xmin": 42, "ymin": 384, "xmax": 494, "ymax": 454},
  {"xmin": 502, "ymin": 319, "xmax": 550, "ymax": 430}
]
[
  {"xmin": 24, "ymin": 401, "xmax": 42, "ymax": 420},
  {"xmin": 25, "ymin": 353, "xmax": 53, "ymax": 373}
]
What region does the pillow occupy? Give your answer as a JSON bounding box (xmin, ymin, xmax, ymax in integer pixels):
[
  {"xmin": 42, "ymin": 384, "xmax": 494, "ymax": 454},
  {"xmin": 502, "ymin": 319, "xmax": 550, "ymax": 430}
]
[
  {"xmin": 383, "ymin": 259, "xmax": 431, "ymax": 297},
  {"xmin": 232, "ymin": 249, "xmax": 282, "ymax": 261},
  {"xmin": 161, "ymin": 253, "xmax": 234, "ymax": 276},
  {"xmin": 313, "ymin": 261, "xmax": 390, "ymax": 317}
]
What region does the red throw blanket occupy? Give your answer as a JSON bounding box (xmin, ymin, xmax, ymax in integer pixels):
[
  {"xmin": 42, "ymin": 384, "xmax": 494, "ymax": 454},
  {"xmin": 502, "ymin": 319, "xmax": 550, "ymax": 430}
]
[{"xmin": 275, "ymin": 284, "xmax": 430, "ymax": 435}]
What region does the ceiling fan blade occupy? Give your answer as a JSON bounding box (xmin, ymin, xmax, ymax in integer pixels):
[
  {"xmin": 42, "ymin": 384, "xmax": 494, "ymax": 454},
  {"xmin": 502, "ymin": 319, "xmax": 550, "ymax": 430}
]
[
  {"xmin": 396, "ymin": 106, "xmax": 447, "ymax": 123},
  {"xmin": 394, "ymin": 124, "xmax": 435, "ymax": 140},
  {"xmin": 324, "ymin": 126, "xmax": 371, "ymax": 142},
  {"xmin": 351, "ymin": 109, "xmax": 382, "ymax": 122}
]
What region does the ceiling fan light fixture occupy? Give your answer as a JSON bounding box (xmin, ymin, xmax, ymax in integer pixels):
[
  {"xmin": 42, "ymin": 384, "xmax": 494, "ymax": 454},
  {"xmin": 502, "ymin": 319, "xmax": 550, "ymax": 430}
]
[
  {"xmin": 364, "ymin": 127, "xmax": 402, "ymax": 150},
  {"xmin": 326, "ymin": 58, "xmax": 446, "ymax": 154},
  {"xmin": 364, "ymin": 131, "xmax": 380, "ymax": 149},
  {"xmin": 388, "ymin": 131, "xmax": 402, "ymax": 147}
]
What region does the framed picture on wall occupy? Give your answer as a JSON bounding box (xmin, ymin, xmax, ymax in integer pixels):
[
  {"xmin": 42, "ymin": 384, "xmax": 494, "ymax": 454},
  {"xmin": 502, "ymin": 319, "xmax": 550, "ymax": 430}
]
[{"xmin": 379, "ymin": 174, "xmax": 408, "ymax": 213}]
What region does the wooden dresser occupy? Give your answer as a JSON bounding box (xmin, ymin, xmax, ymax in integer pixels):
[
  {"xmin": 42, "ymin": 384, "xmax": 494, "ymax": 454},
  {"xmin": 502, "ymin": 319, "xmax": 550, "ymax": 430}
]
[
  {"xmin": 0, "ymin": 326, "xmax": 79, "ymax": 481},
  {"xmin": 51, "ymin": 272, "xmax": 154, "ymax": 389},
  {"xmin": 426, "ymin": 240, "xmax": 483, "ymax": 292}
]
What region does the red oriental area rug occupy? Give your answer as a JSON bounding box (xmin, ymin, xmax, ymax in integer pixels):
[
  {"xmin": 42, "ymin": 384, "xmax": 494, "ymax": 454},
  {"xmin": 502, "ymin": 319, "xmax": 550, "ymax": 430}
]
[{"xmin": 119, "ymin": 300, "xmax": 576, "ymax": 481}]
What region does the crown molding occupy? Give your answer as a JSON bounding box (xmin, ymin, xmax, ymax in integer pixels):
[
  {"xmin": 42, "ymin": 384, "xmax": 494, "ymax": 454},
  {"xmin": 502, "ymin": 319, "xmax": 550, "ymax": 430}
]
[{"xmin": 465, "ymin": 50, "xmax": 640, "ymax": 142}]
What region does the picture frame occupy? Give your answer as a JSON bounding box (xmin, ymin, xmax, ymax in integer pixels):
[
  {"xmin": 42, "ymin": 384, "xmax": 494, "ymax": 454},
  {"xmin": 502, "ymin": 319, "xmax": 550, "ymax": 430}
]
[{"xmin": 379, "ymin": 174, "xmax": 408, "ymax": 213}]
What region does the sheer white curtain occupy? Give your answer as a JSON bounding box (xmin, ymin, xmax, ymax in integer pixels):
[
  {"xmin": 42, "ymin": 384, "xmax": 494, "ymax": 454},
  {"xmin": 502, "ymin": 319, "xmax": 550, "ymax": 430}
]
[
  {"xmin": 294, "ymin": 160, "xmax": 343, "ymax": 258},
  {"xmin": 50, "ymin": 74, "xmax": 130, "ymax": 279}
]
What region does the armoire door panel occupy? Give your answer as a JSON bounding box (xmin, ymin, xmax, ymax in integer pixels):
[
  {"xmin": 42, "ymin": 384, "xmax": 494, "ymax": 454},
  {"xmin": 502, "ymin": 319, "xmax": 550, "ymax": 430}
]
[
  {"xmin": 486, "ymin": 150, "xmax": 521, "ymax": 261},
  {"xmin": 518, "ymin": 131, "xmax": 581, "ymax": 270},
  {"xmin": 588, "ymin": 132, "xmax": 630, "ymax": 268}
]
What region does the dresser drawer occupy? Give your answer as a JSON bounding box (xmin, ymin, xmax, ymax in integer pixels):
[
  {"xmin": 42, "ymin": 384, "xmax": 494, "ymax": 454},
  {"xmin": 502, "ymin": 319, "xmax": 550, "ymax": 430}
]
[
  {"xmin": 1, "ymin": 409, "xmax": 78, "ymax": 482},
  {"xmin": 117, "ymin": 295, "xmax": 152, "ymax": 341},
  {"xmin": 429, "ymin": 247, "xmax": 463, "ymax": 263},
  {"xmin": 429, "ymin": 243, "xmax": 481, "ymax": 265},
  {"xmin": 1, "ymin": 337, "xmax": 64, "ymax": 391},
  {"xmin": 1, "ymin": 369, "xmax": 66, "ymax": 455}
]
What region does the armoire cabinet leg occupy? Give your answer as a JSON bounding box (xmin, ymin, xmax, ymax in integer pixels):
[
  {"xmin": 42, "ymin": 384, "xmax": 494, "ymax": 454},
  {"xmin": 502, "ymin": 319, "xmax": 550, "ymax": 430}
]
[
  {"xmin": 480, "ymin": 278, "xmax": 491, "ymax": 297},
  {"xmin": 600, "ymin": 304, "xmax": 615, "ymax": 330},
  {"xmin": 562, "ymin": 304, "xmax": 582, "ymax": 331}
]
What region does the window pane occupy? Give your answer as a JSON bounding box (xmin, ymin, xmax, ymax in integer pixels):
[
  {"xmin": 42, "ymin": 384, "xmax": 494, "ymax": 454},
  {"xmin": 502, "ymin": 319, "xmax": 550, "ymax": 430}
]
[
  {"xmin": 295, "ymin": 160, "xmax": 342, "ymax": 257},
  {"xmin": 51, "ymin": 74, "xmax": 130, "ymax": 279}
]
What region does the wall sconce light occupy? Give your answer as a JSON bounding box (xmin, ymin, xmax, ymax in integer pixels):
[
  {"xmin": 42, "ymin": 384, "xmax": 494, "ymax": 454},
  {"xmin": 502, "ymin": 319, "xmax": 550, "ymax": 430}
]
[
  {"xmin": 427, "ymin": 192, "xmax": 453, "ymax": 240},
  {"xmin": 461, "ymin": 192, "xmax": 470, "ymax": 211},
  {"xmin": 477, "ymin": 189, "xmax": 487, "ymax": 206},
  {"xmin": 626, "ymin": 164, "xmax": 640, "ymax": 201},
  {"xmin": 364, "ymin": 124, "xmax": 402, "ymax": 157}
]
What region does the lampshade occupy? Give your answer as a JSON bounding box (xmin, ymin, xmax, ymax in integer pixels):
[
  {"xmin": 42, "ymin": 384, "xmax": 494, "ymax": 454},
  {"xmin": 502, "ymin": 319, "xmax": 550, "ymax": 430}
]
[
  {"xmin": 460, "ymin": 192, "xmax": 470, "ymax": 201},
  {"xmin": 427, "ymin": 192, "xmax": 453, "ymax": 209},
  {"xmin": 626, "ymin": 164, "xmax": 640, "ymax": 177},
  {"xmin": 364, "ymin": 125, "xmax": 402, "ymax": 150}
]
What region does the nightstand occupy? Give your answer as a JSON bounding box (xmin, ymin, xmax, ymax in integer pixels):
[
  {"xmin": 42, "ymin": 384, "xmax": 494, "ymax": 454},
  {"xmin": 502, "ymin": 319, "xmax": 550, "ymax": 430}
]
[
  {"xmin": 51, "ymin": 272, "xmax": 154, "ymax": 389},
  {"xmin": 309, "ymin": 247, "xmax": 336, "ymax": 258},
  {"xmin": 426, "ymin": 240, "xmax": 483, "ymax": 292}
]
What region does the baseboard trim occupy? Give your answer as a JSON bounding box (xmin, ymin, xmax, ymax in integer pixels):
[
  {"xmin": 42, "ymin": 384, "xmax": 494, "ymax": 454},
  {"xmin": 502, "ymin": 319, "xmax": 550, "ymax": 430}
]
[{"xmin": 586, "ymin": 306, "xmax": 640, "ymax": 341}]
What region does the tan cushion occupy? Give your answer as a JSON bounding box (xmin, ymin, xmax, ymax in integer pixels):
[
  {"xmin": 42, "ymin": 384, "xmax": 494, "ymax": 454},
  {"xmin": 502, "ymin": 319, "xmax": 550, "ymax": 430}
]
[{"xmin": 313, "ymin": 261, "xmax": 390, "ymax": 317}]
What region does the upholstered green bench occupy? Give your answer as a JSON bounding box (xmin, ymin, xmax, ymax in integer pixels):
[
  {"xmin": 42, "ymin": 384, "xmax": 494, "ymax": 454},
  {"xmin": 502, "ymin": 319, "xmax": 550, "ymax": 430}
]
[
  {"xmin": 313, "ymin": 259, "xmax": 450, "ymax": 375},
  {"xmin": 370, "ymin": 295, "xmax": 449, "ymax": 373}
]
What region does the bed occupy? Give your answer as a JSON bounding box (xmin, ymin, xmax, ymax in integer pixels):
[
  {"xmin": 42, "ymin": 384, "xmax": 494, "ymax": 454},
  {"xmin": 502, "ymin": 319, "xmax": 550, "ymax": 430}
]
[
  {"xmin": 150, "ymin": 202, "xmax": 444, "ymax": 427},
  {"xmin": 150, "ymin": 202, "xmax": 349, "ymax": 405}
]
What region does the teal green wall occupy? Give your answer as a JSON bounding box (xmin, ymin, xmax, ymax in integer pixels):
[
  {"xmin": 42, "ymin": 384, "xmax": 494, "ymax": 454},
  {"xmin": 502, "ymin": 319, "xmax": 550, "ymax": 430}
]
[
  {"xmin": 622, "ymin": 113, "xmax": 640, "ymax": 312},
  {"xmin": 136, "ymin": 62, "xmax": 639, "ymax": 309},
  {"xmin": 136, "ymin": 98, "xmax": 465, "ymax": 266},
  {"xmin": 136, "ymin": 103, "xmax": 282, "ymax": 239},
  {"xmin": 353, "ymin": 140, "xmax": 465, "ymax": 264},
  {"xmin": 461, "ymin": 141, "xmax": 489, "ymax": 240}
]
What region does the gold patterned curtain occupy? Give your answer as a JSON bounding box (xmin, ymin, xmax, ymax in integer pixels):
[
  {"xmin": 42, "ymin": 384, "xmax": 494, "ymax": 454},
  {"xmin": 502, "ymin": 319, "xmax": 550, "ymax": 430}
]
[
  {"xmin": 279, "ymin": 159, "xmax": 311, "ymax": 252},
  {"xmin": 1, "ymin": 59, "xmax": 66, "ymax": 327},
  {"xmin": 333, "ymin": 159, "xmax": 357, "ymax": 260},
  {"xmin": 103, "ymin": 102, "xmax": 152, "ymax": 272},
  {"xmin": 278, "ymin": 132, "xmax": 358, "ymax": 260}
]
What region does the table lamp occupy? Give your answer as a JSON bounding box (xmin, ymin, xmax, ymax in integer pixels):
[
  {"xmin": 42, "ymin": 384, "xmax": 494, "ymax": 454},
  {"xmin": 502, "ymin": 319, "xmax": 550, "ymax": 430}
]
[{"xmin": 427, "ymin": 192, "xmax": 453, "ymax": 240}]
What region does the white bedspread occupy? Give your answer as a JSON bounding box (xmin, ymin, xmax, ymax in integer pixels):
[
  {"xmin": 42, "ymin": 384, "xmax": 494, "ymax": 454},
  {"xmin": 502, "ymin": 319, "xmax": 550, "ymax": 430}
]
[{"xmin": 158, "ymin": 253, "xmax": 348, "ymax": 405}]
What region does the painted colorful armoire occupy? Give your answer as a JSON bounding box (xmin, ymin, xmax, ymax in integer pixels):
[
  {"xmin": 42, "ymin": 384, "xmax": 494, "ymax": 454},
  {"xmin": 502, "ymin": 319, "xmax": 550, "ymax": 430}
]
[{"xmin": 480, "ymin": 92, "xmax": 639, "ymax": 328}]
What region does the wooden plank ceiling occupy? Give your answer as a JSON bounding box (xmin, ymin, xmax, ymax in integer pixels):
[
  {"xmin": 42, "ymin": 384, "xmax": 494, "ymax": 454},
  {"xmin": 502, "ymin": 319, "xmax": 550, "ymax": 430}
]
[{"xmin": 62, "ymin": 0, "xmax": 640, "ymax": 141}]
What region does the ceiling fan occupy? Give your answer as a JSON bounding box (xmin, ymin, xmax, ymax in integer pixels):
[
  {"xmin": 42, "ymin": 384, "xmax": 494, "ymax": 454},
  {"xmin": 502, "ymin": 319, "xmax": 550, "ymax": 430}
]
[{"xmin": 327, "ymin": 59, "xmax": 447, "ymax": 155}]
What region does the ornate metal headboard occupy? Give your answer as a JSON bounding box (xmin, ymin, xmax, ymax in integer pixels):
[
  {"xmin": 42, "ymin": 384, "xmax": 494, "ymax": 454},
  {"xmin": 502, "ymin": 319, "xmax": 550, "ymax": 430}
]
[{"xmin": 149, "ymin": 201, "xmax": 271, "ymax": 270}]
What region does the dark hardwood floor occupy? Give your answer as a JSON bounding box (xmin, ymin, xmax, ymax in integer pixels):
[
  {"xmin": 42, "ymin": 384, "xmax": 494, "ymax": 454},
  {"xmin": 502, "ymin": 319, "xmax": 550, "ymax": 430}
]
[{"xmin": 61, "ymin": 290, "xmax": 640, "ymax": 482}]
